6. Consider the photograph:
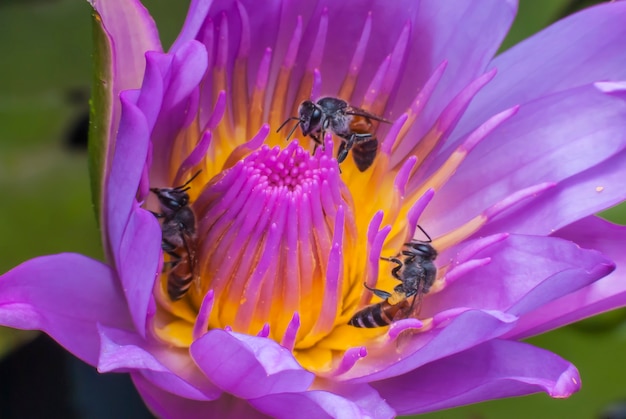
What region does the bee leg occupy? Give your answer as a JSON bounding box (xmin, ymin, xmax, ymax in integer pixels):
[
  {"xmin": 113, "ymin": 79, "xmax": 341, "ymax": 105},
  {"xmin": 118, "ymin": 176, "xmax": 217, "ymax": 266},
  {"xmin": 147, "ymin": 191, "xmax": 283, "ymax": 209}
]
[
  {"xmin": 363, "ymin": 283, "xmax": 392, "ymax": 300},
  {"xmin": 161, "ymin": 249, "xmax": 182, "ymax": 272},
  {"xmin": 309, "ymin": 133, "xmax": 323, "ymax": 154},
  {"xmin": 150, "ymin": 211, "xmax": 165, "ymax": 219},
  {"xmin": 337, "ymin": 135, "xmax": 355, "ymax": 164},
  {"xmin": 162, "ymin": 260, "xmax": 181, "ymax": 273},
  {"xmin": 161, "ymin": 239, "xmax": 178, "ymax": 253},
  {"xmin": 380, "ymin": 257, "xmax": 403, "ymax": 281},
  {"xmin": 406, "ymin": 292, "xmax": 423, "ymax": 318}
]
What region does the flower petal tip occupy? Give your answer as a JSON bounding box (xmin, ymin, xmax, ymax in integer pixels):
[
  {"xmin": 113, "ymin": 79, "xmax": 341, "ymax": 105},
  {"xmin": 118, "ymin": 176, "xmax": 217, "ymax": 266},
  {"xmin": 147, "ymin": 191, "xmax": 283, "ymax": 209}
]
[{"xmin": 551, "ymin": 364, "xmax": 581, "ymax": 398}]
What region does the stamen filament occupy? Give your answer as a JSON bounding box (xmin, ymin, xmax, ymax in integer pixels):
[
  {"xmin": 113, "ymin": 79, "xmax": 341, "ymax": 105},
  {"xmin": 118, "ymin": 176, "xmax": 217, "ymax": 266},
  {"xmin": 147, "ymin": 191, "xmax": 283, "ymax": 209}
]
[
  {"xmin": 434, "ymin": 182, "xmax": 556, "ymax": 250},
  {"xmin": 328, "ymin": 346, "xmax": 367, "ymax": 377},
  {"xmin": 281, "ymin": 313, "xmax": 301, "ymax": 351},
  {"xmin": 393, "ymin": 60, "xmax": 447, "ymax": 157},
  {"xmin": 192, "ymin": 290, "xmax": 214, "ymax": 341},
  {"xmin": 338, "ymin": 12, "xmax": 372, "ymax": 100},
  {"xmin": 175, "ymin": 130, "xmax": 212, "ymax": 185},
  {"xmin": 440, "ymin": 258, "xmax": 492, "ymax": 289},
  {"xmin": 248, "ymin": 48, "xmax": 273, "ymax": 137},
  {"xmin": 214, "ymin": 14, "xmax": 235, "ymax": 143},
  {"xmin": 291, "ymin": 10, "xmax": 328, "ymax": 117},
  {"xmin": 362, "ymin": 55, "xmax": 390, "ymax": 110},
  {"xmin": 269, "ymin": 16, "xmax": 303, "ymax": 132},
  {"xmin": 408, "ymin": 105, "xmax": 520, "ymax": 203},
  {"xmin": 374, "ymin": 22, "xmax": 411, "ymax": 117},
  {"xmin": 232, "ymin": 2, "xmax": 251, "ymax": 132}
]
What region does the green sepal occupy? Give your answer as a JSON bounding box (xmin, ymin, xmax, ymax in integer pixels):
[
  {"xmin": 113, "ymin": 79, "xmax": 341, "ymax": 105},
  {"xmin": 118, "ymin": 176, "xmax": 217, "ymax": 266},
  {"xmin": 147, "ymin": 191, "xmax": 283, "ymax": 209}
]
[{"xmin": 88, "ymin": 10, "xmax": 113, "ymax": 230}]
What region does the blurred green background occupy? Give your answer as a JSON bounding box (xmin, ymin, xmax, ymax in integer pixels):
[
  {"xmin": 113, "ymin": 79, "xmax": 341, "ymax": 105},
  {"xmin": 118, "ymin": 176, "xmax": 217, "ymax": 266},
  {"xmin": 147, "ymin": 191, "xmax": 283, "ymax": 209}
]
[{"xmin": 0, "ymin": 0, "xmax": 625, "ymax": 418}]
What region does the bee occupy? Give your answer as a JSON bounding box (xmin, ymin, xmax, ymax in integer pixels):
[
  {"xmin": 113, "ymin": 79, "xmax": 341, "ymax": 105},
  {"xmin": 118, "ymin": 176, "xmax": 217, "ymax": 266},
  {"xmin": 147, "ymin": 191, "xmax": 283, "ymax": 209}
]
[
  {"xmin": 150, "ymin": 171, "xmax": 201, "ymax": 301},
  {"xmin": 349, "ymin": 226, "xmax": 438, "ymax": 328},
  {"xmin": 277, "ymin": 97, "xmax": 391, "ymax": 171}
]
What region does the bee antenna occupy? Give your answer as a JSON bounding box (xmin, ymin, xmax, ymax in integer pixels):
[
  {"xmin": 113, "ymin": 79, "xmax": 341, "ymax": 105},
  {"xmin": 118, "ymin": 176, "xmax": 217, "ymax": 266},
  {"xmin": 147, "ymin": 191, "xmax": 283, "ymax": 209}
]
[
  {"xmin": 276, "ymin": 116, "xmax": 303, "ymax": 139},
  {"xmin": 176, "ymin": 170, "xmax": 203, "ymax": 190},
  {"xmin": 416, "ymin": 225, "xmax": 432, "ymax": 243},
  {"xmin": 285, "ymin": 121, "xmax": 302, "ymax": 142}
]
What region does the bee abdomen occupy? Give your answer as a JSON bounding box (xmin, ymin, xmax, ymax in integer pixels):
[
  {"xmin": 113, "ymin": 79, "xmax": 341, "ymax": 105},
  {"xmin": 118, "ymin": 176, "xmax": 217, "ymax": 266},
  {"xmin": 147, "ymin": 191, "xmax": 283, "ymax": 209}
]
[
  {"xmin": 351, "ymin": 138, "xmax": 378, "ymax": 171},
  {"xmin": 167, "ymin": 271, "xmax": 194, "ymax": 301},
  {"xmin": 348, "ymin": 302, "xmax": 392, "ymax": 328}
]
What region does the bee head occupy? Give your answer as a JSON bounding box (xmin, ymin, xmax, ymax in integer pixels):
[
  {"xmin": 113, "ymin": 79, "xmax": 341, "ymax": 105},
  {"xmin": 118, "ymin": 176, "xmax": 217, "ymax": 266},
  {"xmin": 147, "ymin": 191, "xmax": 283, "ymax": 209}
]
[
  {"xmin": 152, "ymin": 188, "xmax": 190, "ymax": 213},
  {"xmin": 404, "ymin": 241, "xmax": 438, "ymax": 261},
  {"xmin": 298, "ymin": 100, "xmax": 323, "ymax": 135}
]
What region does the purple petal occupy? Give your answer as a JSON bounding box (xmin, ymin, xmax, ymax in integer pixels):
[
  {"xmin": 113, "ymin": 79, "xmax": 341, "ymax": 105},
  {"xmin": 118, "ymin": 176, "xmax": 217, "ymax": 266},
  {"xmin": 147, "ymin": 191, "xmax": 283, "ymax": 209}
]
[
  {"xmin": 478, "ymin": 146, "xmax": 626, "ymax": 238},
  {"xmin": 190, "ymin": 0, "xmax": 283, "ymax": 88},
  {"xmin": 328, "ymin": 383, "xmax": 396, "ymax": 419},
  {"xmin": 97, "ymin": 325, "xmax": 220, "ymax": 400},
  {"xmin": 190, "ymin": 330, "xmax": 314, "ymax": 399},
  {"xmin": 269, "ymin": 0, "xmax": 514, "ymax": 129},
  {"xmin": 371, "ymin": 339, "xmax": 579, "ymax": 415},
  {"xmin": 117, "ymin": 204, "xmax": 161, "ymax": 337},
  {"xmin": 426, "ymin": 84, "xmax": 626, "ymax": 237},
  {"xmin": 136, "ymin": 51, "xmax": 171, "ymax": 131},
  {"xmin": 150, "ymin": 41, "xmax": 209, "ymax": 181},
  {"xmin": 343, "ymin": 309, "xmax": 517, "ymax": 382},
  {"xmin": 508, "ymin": 216, "xmax": 626, "ymax": 338},
  {"xmin": 458, "ymin": 1, "xmax": 626, "ymax": 136},
  {"xmin": 90, "ymin": 0, "xmax": 162, "ymax": 88},
  {"xmin": 132, "ymin": 373, "xmax": 266, "ymax": 419},
  {"xmin": 392, "ymin": 0, "xmax": 516, "ymax": 151},
  {"xmin": 0, "ymin": 254, "xmax": 131, "ymax": 366},
  {"xmin": 427, "ymin": 234, "xmax": 614, "ymax": 317},
  {"xmin": 105, "ymin": 91, "xmax": 150, "ymax": 262},
  {"xmin": 418, "ymin": 0, "xmax": 516, "ymax": 106},
  {"xmin": 89, "ymin": 0, "xmax": 162, "ymax": 130},
  {"xmin": 250, "ymin": 387, "xmax": 394, "ymax": 419},
  {"xmin": 163, "ymin": 41, "xmax": 208, "ymax": 108},
  {"xmin": 169, "ymin": 0, "xmax": 212, "ymax": 53}
]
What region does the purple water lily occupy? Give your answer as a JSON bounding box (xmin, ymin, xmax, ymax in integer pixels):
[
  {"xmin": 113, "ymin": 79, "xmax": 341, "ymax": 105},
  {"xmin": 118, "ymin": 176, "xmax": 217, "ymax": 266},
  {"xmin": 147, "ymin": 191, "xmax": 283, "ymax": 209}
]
[{"xmin": 2, "ymin": 0, "xmax": 626, "ymax": 417}]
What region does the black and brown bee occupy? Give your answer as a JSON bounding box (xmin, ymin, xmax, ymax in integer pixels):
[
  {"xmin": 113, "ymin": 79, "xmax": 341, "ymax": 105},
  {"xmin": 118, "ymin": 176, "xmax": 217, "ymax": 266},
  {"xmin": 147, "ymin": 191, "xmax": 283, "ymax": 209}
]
[
  {"xmin": 349, "ymin": 227, "xmax": 438, "ymax": 328},
  {"xmin": 150, "ymin": 172, "xmax": 201, "ymax": 301},
  {"xmin": 277, "ymin": 97, "xmax": 391, "ymax": 171}
]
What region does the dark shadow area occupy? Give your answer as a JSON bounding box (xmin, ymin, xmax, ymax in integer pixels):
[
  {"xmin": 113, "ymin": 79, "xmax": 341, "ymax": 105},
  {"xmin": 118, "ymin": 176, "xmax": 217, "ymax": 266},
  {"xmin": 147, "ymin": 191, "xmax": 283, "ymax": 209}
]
[{"xmin": 0, "ymin": 334, "xmax": 153, "ymax": 419}]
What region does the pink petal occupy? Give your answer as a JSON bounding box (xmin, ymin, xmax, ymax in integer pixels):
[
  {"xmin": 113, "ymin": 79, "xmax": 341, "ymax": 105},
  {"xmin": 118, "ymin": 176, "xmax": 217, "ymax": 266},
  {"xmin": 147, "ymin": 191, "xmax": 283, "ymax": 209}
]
[{"xmin": 0, "ymin": 254, "xmax": 131, "ymax": 366}]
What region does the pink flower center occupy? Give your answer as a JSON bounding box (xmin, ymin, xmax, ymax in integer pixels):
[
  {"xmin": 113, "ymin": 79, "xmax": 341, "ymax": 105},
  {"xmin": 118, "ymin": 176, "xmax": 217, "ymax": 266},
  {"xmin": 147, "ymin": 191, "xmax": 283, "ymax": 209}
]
[{"xmin": 178, "ymin": 139, "xmax": 358, "ymax": 349}]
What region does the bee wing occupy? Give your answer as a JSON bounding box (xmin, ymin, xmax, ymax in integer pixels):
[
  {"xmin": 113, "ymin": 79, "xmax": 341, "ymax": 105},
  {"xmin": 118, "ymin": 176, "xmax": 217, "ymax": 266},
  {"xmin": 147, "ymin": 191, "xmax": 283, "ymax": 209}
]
[
  {"xmin": 344, "ymin": 106, "xmax": 392, "ymax": 124},
  {"xmin": 390, "ymin": 292, "xmax": 423, "ymax": 323}
]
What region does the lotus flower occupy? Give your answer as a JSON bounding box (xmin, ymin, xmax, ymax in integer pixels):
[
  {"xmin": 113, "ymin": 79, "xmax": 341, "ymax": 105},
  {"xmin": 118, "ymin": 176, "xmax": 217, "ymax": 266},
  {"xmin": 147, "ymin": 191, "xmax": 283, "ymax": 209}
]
[{"xmin": 2, "ymin": 0, "xmax": 626, "ymax": 417}]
